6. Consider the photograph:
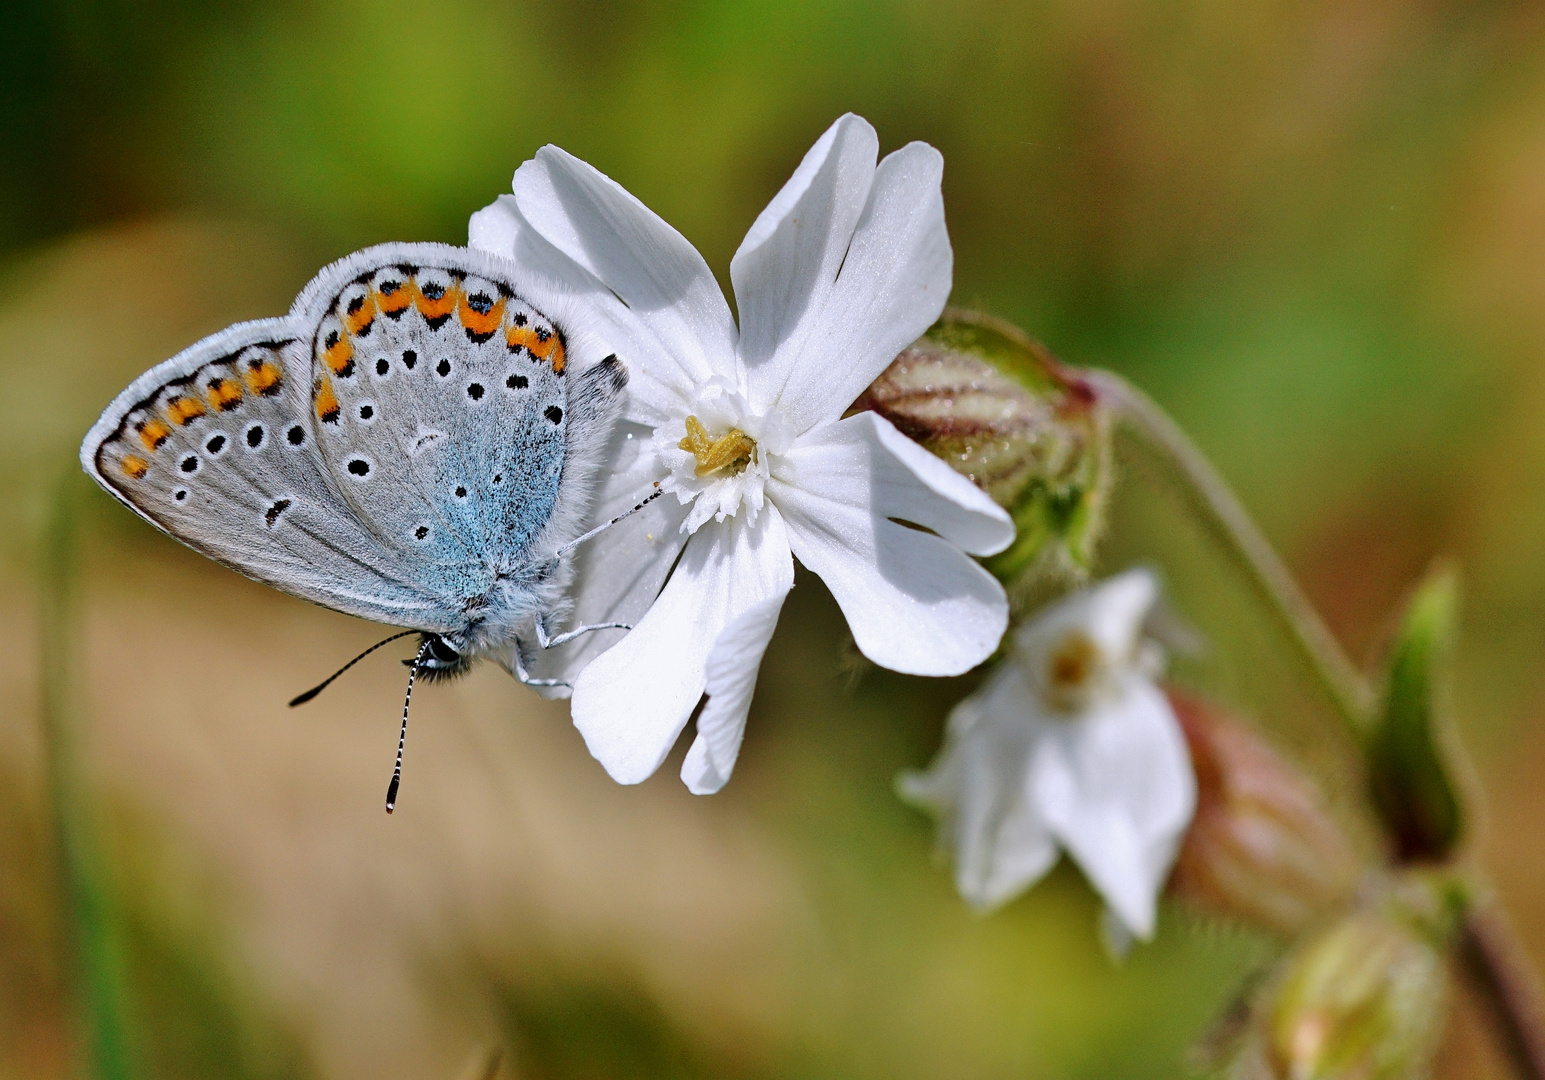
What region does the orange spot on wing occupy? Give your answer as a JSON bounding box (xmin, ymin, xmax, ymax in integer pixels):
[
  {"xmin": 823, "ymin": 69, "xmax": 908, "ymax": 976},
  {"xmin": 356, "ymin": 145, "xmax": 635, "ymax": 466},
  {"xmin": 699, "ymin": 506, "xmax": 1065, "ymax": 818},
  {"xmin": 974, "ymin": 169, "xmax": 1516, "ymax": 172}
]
[
  {"xmin": 314, "ymin": 377, "xmax": 340, "ymax": 423},
  {"xmin": 244, "ymin": 359, "xmax": 283, "ymax": 396},
  {"xmin": 457, "ymin": 292, "xmax": 506, "ymax": 338},
  {"xmin": 121, "ymin": 455, "xmax": 149, "ymax": 479},
  {"xmin": 375, "ymin": 283, "xmax": 412, "ymax": 316},
  {"xmin": 343, "ymin": 297, "xmax": 375, "ymax": 336},
  {"xmin": 207, "ymin": 377, "xmax": 244, "ymax": 412},
  {"xmin": 322, "ymin": 332, "xmax": 354, "ymax": 376},
  {"xmin": 507, "ymin": 325, "xmax": 564, "ymax": 371},
  {"xmin": 137, "ymin": 418, "xmax": 171, "ymax": 451},
  {"xmin": 414, "ymin": 280, "xmax": 459, "ymax": 321},
  {"xmin": 166, "ymin": 395, "xmax": 206, "ymax": 425}
]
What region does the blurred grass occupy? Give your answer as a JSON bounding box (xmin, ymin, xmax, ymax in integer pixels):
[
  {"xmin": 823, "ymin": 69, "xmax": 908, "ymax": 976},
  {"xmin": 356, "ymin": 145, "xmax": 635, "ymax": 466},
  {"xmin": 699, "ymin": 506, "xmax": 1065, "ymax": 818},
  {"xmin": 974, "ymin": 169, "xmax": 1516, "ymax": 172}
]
[{"xmin": 5, "ymin": 1, "xmax": 1545, "ymax": 1077}]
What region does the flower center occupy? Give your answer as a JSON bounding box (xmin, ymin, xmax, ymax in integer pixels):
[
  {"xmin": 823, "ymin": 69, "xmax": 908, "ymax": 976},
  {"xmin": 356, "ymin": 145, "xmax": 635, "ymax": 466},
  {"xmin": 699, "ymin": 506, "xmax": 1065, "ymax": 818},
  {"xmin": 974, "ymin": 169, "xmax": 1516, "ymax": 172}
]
[
  {"xmin": 1043, "ymin": 629, "xmax": 1102, "ymax": 711},
  {"xmin": 680, "ymin": 415, "xmax": 757, "ymax": 477}
]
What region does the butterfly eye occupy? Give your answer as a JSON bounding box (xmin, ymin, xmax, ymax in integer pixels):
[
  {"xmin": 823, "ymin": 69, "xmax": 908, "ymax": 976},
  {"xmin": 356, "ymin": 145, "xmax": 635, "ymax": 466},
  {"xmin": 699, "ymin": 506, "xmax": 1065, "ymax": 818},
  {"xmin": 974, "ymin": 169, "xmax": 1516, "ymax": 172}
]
[
  {"xmin": 179, "ymin": 454, "xmax": 200, "ymax": 474},
  {"xmin": 286, "ymin": 425, "xmax": 306, "ymax": 447},
  {"xmin": 412, "ymin": 524, "xmax": 431, "ymax": 541},
  {"xmin": 356, "ymin": 402, "xmax": 376, "ymax": 424},
  {"xmin": 246, "ymin": 424, "xmax": 266, "ymax": 449},
  {"xmin": 505, "ymin": 374, "xmax": 527, "ymax": 390},
  {"xmin": 435, "ymin": 358, "xmax": 451, "ymax": 378},
  {"xmin": 466, "ymin": 383, "xmax": 484, "ymax": 402},
  {"xmin": 204, "ymin": 433, "xmax": 227, "ymax": 455},
  {"xmin": 345, "ymin": 457, "xmax": 372, "ymax": 480}
]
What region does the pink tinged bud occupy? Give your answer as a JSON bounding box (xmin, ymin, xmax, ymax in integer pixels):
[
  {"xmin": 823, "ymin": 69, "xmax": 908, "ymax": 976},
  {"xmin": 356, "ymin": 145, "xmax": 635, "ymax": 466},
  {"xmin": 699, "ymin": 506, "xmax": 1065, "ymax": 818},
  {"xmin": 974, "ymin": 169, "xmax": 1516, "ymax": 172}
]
[
  {"xmin": 851, "ymin": 309, "xmax": 1111, "ymax": 593},
  {"xmin": 1167, "ymin": 690, "xmax": 1363, "ymax": 937}
]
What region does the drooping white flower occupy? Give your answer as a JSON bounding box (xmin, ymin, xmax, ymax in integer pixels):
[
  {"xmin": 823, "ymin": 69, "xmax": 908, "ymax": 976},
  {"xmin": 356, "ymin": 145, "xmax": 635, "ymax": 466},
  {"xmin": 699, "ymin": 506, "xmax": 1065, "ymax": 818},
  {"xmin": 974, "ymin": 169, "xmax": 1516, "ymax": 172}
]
[
  {"xmin": 898, "ymin": 569, "xmax": 1196, "ymax": 940},
  {"xmin": 469, "ymin": 114, "xmax": 1014, "ymax": 793}
]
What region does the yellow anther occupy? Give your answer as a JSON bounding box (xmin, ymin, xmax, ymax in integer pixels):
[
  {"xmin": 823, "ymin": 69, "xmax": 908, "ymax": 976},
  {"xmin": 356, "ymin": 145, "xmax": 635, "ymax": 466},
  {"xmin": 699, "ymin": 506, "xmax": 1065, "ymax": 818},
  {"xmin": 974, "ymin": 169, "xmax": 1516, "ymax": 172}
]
[{"xmin": 680, "ymin": 415, "xmax": 757, "ymax": 477}]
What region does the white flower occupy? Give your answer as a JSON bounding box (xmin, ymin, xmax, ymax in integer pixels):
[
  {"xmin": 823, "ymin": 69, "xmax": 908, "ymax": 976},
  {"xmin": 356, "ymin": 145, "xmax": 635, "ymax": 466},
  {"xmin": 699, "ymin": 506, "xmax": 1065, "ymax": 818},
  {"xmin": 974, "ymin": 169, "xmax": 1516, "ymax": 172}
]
[
  {"xmin": 470, "ymin": 114, "xmax": 1014, "ymax": 793},
  {"xmin": 898, "ymin": 569, "xmax": 1196, "ymax": 940}
]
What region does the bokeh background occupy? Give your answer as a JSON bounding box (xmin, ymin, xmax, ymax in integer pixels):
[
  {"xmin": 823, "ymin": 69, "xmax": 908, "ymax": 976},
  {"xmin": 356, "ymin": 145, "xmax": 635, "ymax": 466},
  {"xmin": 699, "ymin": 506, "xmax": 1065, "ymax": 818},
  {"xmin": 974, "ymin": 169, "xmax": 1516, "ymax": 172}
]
[{"xmin": 4, "ymin": 1, "xmax": 1545, "ymax": 1077}]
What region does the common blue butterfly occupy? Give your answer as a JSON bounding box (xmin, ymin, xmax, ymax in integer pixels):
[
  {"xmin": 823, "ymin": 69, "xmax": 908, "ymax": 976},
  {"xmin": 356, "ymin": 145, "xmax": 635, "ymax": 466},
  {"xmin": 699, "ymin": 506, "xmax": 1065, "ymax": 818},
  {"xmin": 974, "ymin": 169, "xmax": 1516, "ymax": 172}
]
[{"xmin": 80, "ymin": 243, "xmax": 640, "ymax": 803}]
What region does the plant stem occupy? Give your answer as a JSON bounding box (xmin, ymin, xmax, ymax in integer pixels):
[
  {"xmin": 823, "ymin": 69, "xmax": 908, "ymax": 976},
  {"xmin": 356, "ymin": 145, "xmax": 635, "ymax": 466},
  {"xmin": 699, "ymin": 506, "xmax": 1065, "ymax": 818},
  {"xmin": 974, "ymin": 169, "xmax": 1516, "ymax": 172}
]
[
  {"xmin": 1085, "ymin": 370, "xmax": 1545, "ymax": 1080},
  {"xmin": 1461, "ymin": 900, "xmax": 1545, "ymax": 1080},
  {"xmin": 1085, "ymin": 369, "xmax": 1374, "ymax": 738},
  {"xmin": 38, "ymin": 468, "xmax": 135, "ymax": 1080}
]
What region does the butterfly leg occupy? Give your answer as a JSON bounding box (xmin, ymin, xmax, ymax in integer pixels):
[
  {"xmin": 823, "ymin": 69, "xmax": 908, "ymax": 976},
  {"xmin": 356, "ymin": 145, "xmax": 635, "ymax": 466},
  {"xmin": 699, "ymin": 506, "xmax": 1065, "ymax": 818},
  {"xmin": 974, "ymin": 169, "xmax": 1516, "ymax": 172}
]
[
  {"xmin": 510, "ymin": 637, "xmax": 571, "ymax": 689},
  {"xmin": 533, "ymin": 613, "xmax": 633, "ymax": 650}
]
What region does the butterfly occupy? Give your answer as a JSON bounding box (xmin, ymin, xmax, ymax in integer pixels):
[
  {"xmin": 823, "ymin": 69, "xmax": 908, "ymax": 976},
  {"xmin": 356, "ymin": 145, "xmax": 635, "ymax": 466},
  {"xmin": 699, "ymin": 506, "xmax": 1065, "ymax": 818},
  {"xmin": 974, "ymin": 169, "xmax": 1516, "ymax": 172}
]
[{"xmin": 80, "ymin": 243, "xmax": 648, "ymax": 806}]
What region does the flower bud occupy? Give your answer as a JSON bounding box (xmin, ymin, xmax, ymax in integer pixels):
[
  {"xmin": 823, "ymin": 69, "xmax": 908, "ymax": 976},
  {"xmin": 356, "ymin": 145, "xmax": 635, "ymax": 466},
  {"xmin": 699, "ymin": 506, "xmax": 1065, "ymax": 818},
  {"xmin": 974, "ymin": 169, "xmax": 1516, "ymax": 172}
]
[
  {"xmin": 1197, "ymin": 874, "xmax": 1462, "ymax": 1080},
  {"xmin": 1167, "ymin": 690, "xmax": 1362, "ymax": 937},
  {"xmin": 1254, "ymin": 878, "xmax": 1457, "ymax": 1080},
  {"xmin": 851, "ymin": 309, "xmax": 1111, "ymax": 595}
]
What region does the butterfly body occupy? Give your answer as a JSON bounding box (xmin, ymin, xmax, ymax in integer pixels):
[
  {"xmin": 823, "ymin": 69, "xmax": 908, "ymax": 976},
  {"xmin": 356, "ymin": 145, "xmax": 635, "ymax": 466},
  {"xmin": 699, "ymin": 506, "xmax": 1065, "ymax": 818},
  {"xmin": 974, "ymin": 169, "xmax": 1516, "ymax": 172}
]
[{"xmin": 82, "ymin": 242, "xmax": 627, "ymax": 677}]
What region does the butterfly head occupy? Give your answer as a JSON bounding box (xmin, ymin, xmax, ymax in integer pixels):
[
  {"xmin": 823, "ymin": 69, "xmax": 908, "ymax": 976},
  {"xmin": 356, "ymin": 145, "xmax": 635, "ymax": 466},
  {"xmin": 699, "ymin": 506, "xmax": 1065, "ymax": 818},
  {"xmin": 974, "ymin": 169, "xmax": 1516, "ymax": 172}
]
[{"xmin": 412, "ymin": 633, "xmax": 472, "ymax": 682}]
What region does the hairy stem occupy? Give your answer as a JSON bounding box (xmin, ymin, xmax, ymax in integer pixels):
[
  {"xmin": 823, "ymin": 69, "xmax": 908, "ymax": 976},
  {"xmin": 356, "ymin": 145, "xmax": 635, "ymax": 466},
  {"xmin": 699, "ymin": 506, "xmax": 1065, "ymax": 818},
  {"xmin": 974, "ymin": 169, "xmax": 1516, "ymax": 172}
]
[{"xmin": 1085, "ymin": 370, "xmax": 1374, "ymax": 738}]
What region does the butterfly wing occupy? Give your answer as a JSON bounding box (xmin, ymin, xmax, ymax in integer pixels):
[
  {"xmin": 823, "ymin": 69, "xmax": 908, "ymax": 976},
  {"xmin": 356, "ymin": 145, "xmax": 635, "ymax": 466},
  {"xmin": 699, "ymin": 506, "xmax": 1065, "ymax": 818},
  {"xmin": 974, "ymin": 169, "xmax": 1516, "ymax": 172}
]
[
  {"xmin": 82, "ymin": 242, "xmax": 618, "ymax": 636},
  {"xmin": 289, "ymin": 245, "xmax": 575, "ymax": 598},
  {"xmin": 82, "ymin": 317, "xmax": 459, "ymax": 628}
]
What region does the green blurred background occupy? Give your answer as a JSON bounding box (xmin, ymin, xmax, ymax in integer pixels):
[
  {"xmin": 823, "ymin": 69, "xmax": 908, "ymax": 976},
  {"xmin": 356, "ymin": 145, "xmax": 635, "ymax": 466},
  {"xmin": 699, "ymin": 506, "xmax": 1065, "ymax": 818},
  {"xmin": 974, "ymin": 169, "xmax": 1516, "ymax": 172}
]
[{"xmin": 4, "ymin": 1, "xmax": 1545, "ymax": 1077}]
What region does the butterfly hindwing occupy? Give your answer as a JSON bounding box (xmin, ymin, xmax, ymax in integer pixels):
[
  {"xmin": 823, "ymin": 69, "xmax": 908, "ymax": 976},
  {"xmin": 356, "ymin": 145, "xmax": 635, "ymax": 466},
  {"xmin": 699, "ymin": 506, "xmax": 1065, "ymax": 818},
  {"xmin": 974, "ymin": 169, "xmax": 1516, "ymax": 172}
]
[
  {"xmin": 83, "ymin": 242, "xmax": 617, "ymax": 638},
  {"xmin": 84, "ymin": 320, "xmax": 456, "ymax": 628}
]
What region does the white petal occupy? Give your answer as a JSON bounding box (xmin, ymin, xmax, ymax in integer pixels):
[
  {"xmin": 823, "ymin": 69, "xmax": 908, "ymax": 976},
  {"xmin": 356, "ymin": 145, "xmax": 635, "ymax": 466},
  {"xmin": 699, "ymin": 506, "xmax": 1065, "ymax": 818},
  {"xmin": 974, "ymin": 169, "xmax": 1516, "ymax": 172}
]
[
  {"xmin": 1030, "ymin": 680, "xmax": 1195, "ymax": 939},
  {"xmin": 469, "ymin": 195, "xmax": 695, "ymax": 426},
  {"xmin": 1016, "ymin": 568, "xmax": 1158, "ymax": 670},
  {"xmin": 570, "ymin": 511, "xmax": 794, "ymax": 785},
  {"xmin": 513, "ymin": 147, "xmax": 738, "ymax": 397},
  {"xmin": 514, "ymin": 421, "xmax": 688, "ymax": 690},
  {"xmin": 731, "ymin": 114, "xmax": 878, "ymax": 387},
  {"xmin": 680, "ymin": 594, "xmax": 787, "ymax": 794},
  {"xmin": 899, "ymin": 667, "xmax": 1058, "ymax": 909},
  {"xmin": 468, "ymin": 193, "xmax": 525, "ymax": 256},
  {"xmin": 804, "ymin": 412, "xmax": 1013, "ymax": 556},
  {"xmin": 773, "ymin": 425, "xmax": 1008, "ymax": 676},
  {"xmin": 752, "ymin": 141, "xmax": 953, "ymax": 433}
]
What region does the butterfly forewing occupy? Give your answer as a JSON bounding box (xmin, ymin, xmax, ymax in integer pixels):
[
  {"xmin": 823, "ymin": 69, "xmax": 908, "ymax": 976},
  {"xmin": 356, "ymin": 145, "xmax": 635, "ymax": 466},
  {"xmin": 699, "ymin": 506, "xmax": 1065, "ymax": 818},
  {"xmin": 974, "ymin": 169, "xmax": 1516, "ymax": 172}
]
[{"xmin": 305, "ymin": 261, "xmax": 570, "ymax": 603}]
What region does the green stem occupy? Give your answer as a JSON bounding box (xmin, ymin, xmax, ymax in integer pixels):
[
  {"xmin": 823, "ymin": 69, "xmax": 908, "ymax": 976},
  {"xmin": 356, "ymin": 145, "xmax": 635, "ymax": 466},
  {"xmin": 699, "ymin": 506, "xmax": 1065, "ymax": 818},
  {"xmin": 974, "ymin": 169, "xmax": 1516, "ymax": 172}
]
[
  {"xmin": 1085, "ymin": 371, "xmax": 1545, "ymax": 1080},
  {"xmin": 1461, "ymin": 899, "xmax": 1545, "ymax": 1080},
  {"xmin": 1085, "ymin": 370, "xmax": 1374, "ymax": 737},
  {"xmin": 39, "ymin": 468, "xmax": 135, "ymax": 1080}
]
